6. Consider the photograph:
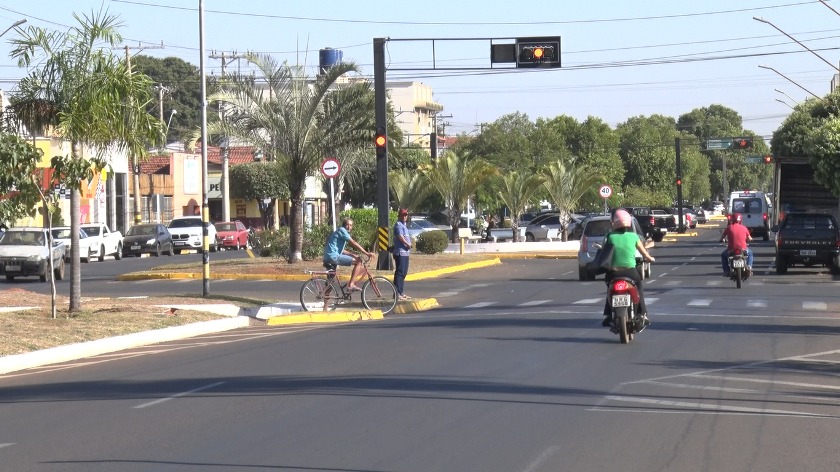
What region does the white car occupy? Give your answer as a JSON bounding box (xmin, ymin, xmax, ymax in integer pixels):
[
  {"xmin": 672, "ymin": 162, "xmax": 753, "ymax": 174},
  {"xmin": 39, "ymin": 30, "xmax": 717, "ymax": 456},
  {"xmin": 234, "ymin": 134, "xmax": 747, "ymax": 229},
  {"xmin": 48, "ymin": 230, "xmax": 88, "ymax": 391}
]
[
  {"xmin": 80, "ymin": 223, "xmax": 124, "ymax": 261},
  {"xmin": 168, "ymin": 216, "xmax": 218, "ymax": 254},
  {"xmin": 0, "ymin": 227, "xmax": 66, "ymax": 282},
  {"xmin": 51, "ymin": 226, "xmax": 97, "ymax": 262}
]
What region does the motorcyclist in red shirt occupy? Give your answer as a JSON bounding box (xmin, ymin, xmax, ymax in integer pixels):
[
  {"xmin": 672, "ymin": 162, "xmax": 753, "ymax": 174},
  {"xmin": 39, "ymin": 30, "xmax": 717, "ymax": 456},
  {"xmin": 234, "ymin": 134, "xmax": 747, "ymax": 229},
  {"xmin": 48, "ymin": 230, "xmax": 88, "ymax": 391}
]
[{"xmin": 719, "ymin": 213, "xmax": 753, "ymax": 277}]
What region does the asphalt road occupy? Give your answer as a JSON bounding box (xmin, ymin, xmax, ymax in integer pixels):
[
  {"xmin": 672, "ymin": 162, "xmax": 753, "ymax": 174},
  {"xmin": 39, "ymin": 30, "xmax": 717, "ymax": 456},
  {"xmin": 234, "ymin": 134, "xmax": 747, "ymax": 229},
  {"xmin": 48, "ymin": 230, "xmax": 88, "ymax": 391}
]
[{"xmin": 3, "ymin": 227, "xmax": 840, "ymax": 471}]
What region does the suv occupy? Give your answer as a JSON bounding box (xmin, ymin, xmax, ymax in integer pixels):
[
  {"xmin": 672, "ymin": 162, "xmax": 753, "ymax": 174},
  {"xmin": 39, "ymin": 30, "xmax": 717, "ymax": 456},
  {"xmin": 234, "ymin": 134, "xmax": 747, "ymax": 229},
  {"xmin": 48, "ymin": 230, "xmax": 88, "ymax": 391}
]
[
  {"xmin": 168, "ymin": 216, "xmax": 218, "ymax": 254},
  {"xmin": 577, "ymin": 215, "xmax": 651, "ymax": 281}
]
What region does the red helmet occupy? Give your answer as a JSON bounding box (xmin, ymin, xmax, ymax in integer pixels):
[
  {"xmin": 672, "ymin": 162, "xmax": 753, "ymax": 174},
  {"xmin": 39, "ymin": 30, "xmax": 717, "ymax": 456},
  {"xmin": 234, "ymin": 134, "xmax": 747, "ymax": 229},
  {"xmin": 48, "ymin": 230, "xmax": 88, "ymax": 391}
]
[{"xmin": 732, "ymin": 213, "xmax": 743, "ymax": 224}]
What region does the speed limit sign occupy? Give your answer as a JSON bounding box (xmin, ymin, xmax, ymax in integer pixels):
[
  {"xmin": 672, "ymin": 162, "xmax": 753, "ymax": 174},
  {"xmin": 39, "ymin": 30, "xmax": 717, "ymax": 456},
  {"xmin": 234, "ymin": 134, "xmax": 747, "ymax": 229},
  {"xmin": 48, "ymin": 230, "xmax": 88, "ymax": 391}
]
[{"xmin": 599, "ymin": 184, "xmax": 613, "ymax": 199}]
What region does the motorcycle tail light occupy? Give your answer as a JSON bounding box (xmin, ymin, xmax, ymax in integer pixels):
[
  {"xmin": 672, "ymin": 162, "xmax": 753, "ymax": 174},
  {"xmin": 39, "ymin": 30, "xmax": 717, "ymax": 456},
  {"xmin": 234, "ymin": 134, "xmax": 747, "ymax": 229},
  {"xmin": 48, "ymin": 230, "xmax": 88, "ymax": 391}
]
[
  {"xmin": 733, "ymin": 249, "xmax": 742, "ymax": 256},
  {"xmin": 612, "ymin": 280, "xmax": 629, "ymax": 292}
]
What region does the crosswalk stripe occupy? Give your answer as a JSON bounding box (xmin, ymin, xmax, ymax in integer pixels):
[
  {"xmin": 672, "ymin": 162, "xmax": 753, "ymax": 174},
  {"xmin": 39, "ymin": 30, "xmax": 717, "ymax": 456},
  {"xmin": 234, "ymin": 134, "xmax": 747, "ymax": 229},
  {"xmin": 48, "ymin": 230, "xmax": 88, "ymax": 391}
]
[
  {"xmin": 464, "ymin": 302, "xmax": 496, "ymax": 309},
  {"xmin": 687, "ymin": 299, "xmax": 713, "ymax": 307},
  {"xmin": 520, "ymin": 300, "xmax": 552, "ymax": 307},
  {"xmin": 747, "ymin": 300, "xmax": 767, "ymax": 308},
  {"xmin": 803, "ymin": 301, "xmax": 828, "ymax": 311},
  {"xmin": 573, "ymin": 298, "xmax": 602, "ymax": 305}
]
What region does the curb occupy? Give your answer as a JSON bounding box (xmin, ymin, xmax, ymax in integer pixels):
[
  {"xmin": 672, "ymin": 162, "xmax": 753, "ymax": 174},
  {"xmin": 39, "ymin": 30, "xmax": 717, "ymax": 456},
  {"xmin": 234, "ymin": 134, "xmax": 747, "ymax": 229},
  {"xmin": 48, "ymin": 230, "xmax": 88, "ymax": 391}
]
[{"xmin": 0, "ymin": 317, "xmax": 250, "ymax": 375}]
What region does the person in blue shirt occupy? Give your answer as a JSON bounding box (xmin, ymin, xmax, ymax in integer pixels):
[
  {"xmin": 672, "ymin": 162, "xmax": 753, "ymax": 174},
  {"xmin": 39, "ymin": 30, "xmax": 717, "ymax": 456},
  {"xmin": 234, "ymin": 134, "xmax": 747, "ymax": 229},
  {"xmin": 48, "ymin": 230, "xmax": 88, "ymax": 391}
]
[
  {"xmin": 323, "ymin": 217, "xmax": 373, "ymax": 291},
  {"xmin": 392, "ymin": 208, "xmax": 412, "ymax": 300}
]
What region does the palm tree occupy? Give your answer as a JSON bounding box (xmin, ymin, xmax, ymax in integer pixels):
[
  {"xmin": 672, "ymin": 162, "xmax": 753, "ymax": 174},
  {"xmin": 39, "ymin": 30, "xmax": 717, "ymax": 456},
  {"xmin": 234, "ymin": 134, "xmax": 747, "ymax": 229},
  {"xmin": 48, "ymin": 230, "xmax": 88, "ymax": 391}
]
[
  {"xmin": 389, "ymin": 168, "xmax": 434, "ymax": 212},
  {"xmin": 542, "ymin": 160, "xmax": 602, "ymax": 241},
  {"xmin": 422, "ymin": 152, "xmax": 497, "ymax": 242},
  {"xmin": 9, "ymin": 8, "xmax": 161, "ymax": 311},
  {"xmin": 213, "ymin": 53, "xmax": 374, "ymax": 262},
  {"xmin": 496, "ymin": 172, "xmax": 546, "ymax": 242}
]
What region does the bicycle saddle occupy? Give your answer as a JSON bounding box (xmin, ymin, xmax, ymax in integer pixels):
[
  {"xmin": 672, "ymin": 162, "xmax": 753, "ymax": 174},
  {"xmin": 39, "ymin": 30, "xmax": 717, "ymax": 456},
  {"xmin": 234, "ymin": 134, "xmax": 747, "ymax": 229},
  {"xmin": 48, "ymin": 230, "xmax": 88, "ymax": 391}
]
[{"xmin": 323, "ymin": 262, "xmax": 337, "ymax": 270}]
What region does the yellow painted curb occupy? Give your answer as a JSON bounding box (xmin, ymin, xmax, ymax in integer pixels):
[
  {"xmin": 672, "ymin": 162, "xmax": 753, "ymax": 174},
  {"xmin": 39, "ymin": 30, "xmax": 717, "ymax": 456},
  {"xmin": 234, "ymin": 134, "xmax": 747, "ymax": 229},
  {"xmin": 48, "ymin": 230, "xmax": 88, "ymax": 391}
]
[
  {"xmin": 392, "ymin": 297, "xmax": 439, "ymax": 314},
  {"xmin": 267, "ymin": 309, "xmax": 383, "ymax": 326},
  {"xmin": 406, "ymin": 257, "xmax": 502, "ymax": 281}
]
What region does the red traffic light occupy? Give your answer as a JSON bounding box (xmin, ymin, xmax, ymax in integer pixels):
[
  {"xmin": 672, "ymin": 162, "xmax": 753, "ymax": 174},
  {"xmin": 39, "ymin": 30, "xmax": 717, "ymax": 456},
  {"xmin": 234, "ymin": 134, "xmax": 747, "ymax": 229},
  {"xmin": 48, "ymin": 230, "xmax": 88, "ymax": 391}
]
[
  {"xmin": 676, "ymin": 178, "xmax": 682, "ymax": 186},
  {"xmin": 763, "ymin": 155, "xmax": 773, "ymax": 164}
]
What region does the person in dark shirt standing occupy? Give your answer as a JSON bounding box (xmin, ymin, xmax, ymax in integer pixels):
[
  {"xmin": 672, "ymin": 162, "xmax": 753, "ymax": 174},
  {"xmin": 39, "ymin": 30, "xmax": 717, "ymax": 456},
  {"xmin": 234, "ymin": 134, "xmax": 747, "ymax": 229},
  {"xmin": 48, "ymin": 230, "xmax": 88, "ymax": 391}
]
[{"xmin": 392, "ymin": 208, "xmax": 412, "ymax": 300}]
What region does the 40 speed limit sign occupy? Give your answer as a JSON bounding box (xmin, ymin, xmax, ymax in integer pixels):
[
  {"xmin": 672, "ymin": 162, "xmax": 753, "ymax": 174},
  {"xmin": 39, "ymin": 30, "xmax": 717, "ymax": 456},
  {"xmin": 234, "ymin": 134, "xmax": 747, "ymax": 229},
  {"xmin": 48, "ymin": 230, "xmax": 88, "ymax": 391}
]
[{"xmin": 599, "ymin": 185, "xmax": 613, "ymax": 199}]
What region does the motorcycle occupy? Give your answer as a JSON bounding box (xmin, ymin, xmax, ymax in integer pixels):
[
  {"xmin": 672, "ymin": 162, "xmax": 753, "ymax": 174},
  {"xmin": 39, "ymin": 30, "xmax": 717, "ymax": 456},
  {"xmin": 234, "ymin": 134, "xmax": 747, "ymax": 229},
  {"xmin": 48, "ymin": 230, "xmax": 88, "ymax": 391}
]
[
  {"xmin": 605, "ymin": 276, "xmax": 647, "ymax": 344},
  {"xmin": 728, "ymin": 249, "xmax": 750, "ymax": 289}
]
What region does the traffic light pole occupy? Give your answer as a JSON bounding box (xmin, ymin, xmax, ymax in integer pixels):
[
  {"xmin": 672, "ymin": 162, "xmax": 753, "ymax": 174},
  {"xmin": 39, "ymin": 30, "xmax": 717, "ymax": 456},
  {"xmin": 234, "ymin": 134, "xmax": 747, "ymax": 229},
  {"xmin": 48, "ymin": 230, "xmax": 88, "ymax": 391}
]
[
  {"xmin": 675, "ymin": 137, "xmax": 685, "ymax": 233},
  {"xmin": 373, "ymin": 38, "xmax": 392, "ymax": 271}
]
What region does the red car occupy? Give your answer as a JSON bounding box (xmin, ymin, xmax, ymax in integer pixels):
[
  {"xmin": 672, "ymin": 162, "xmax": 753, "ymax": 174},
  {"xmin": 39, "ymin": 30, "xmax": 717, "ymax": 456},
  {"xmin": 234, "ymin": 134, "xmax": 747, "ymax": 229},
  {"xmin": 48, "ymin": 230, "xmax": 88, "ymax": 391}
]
[{"xmin": 214, "ymin": 220, "xmax": 249, "ymax": 250}]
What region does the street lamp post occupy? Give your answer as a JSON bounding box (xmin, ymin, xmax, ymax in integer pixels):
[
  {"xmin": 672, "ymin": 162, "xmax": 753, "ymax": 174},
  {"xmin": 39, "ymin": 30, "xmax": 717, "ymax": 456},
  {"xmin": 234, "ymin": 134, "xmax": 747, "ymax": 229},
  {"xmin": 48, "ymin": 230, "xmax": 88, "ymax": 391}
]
[
  {"xmin": 758, "ymin": 64, "xmax": 822, "ymax": 100},
  {"xmin": 775, "ymin": 98, "xmax": 795, "ymax": 110},
  {"xmin": 774, "ymin": 88, "xmax": 799, "ymax": 105},
  {"xmin": 0, "ymin": 19, "xmax": 25, "ymax": 38},
  {"xmin": 754, "ymin": 17, "xmax": 840, "ymax": 73}
]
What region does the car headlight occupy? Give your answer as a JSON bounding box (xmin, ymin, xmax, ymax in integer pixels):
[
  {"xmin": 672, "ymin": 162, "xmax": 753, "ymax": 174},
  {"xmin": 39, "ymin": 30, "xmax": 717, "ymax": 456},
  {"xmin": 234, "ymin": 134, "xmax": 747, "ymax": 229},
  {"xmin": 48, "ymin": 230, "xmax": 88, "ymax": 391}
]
[
  {"xmin": 145, "ymin": 238, "xmax": 155, "ymax": 244},
  {"xmin": 27, "ymin": 255, "xmax": 41, "ymax": 261}
]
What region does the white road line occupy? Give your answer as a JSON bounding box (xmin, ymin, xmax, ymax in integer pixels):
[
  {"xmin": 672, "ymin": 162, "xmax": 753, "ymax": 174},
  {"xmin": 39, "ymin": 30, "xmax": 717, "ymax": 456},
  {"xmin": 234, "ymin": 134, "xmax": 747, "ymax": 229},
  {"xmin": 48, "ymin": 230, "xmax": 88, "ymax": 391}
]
[
  {"xmin": 706, "ymin": 280, "xmax": 723, "ymax": 286},
  {"xmin": 664, "ymin": 280, "xmax": 681, "ymax": 286},
  {"xmin": 641, "ymin": 380, "xmax": 759, "ymax": 394},
  {"xmin": 134, "ymin": 381, "xmax": 225, "ymax": 409},
  {"xmin": 687, "ymin": 299, "xmax": 712, "ymax": 307},
  {"xmin": 573, "ymin": 298, "xmax": 602, "ymax": 305},
  {"xmin": 519, "ymin": 300, "xmax": 552, "ymax": 307},
  {"xmin": 689, "ymin": 374, "xmax": 840, "ymax": 391},
  {"xmin": 435, "ymin": 291, "xmax": 459, "ymax": 297},
  {"xmin": 595, "ymin": 395, "xmax": 834, "ymax": 418},
  {"xmin": 0, "ymin": 443, "xmax": 14, "ymax": 449},
  {"xmin": 747, "ymin": 299, "xmax": 767, "ymax": 308},
  {"xmin": 645, "ymin": 297, "xmax": 659, "ymax": 304},
  {"xmin": 464, "ymin": 302, "xmax": 496, "ymax": 309},
  {"xmin": 803, "ymin": 301, "xmax": 828, "ymax": 311}
]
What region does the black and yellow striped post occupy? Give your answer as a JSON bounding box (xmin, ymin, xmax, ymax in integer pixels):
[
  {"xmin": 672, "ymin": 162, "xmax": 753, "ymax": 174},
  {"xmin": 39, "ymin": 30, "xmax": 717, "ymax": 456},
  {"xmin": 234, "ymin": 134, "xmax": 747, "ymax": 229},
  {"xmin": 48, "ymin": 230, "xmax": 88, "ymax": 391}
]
[{"xmin": 377, "ymin": 226, "xmax": 392, "ymax": 270}]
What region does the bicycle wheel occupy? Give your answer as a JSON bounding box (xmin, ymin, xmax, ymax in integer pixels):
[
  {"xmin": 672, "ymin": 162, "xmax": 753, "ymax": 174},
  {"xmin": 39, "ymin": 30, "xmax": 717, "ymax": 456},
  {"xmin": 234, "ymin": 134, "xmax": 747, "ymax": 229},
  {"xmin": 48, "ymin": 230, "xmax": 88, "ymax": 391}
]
[
  {"xmin": 362, "ymin": 276, "xmax": 397, "ymax": 314},
  {"xmin": 300, "ymin": 277, "xmax": 341, "ymax": 311}
]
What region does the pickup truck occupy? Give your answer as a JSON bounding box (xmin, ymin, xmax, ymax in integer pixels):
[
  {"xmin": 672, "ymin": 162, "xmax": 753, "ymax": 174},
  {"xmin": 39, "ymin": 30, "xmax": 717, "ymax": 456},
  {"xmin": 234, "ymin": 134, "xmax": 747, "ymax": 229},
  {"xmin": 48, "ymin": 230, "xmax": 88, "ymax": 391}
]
[
  {"xmin": 0, "ymin": 227, "xmax": 66, "ymax": 282},
  {"xmin": 51, "ymin": 226, "xmax": 97, "ymax": 262},
  {"xmin": 772, "ymin": 212, "xmax": 840, "ymax": 275},
  {"xmin": 624, "ymin": 207, "xmax": 675, "ymax": 242},
  {"xmin": 80, "ymin": 223, "xmax": 124, "ymax": 261}
]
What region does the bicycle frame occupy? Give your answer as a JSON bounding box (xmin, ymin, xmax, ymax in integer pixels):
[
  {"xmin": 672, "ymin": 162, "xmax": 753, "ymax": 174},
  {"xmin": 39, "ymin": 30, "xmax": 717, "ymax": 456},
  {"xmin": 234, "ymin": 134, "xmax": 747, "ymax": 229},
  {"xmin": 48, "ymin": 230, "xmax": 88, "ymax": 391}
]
[{"xmin": 300, "ymin": 256, "xmax": 397, "ymax": 314}]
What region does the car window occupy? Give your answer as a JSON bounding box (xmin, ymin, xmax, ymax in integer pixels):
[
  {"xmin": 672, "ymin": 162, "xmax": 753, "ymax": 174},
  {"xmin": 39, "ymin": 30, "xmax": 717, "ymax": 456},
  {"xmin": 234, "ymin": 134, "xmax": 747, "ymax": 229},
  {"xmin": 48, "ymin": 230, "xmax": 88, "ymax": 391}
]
[
  {"xmin": 128, "ymin": 225, "xmax": 156, "ymax": 236},
  {"xmin": 169, "ymin": 218, "xmax": 202, "ymax": 228},
  {"xmin": 216, "ymin": 223, "xmax": 236, "ymax": 232},
  {"xmin": 583, "ymin": 219, "xmax": 612, "ymax": 237},
  {"xmin": 82, "ymin": 226, "xmax": 100, "ymax": 236}
]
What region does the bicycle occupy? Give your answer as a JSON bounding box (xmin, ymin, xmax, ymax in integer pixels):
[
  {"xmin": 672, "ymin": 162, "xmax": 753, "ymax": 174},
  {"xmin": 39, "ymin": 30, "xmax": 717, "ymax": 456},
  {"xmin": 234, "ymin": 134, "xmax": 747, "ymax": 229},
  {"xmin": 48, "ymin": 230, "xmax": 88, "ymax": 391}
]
[{"xmin": 299, "ymin": 255, "xmax": 398, "ymax": 315}]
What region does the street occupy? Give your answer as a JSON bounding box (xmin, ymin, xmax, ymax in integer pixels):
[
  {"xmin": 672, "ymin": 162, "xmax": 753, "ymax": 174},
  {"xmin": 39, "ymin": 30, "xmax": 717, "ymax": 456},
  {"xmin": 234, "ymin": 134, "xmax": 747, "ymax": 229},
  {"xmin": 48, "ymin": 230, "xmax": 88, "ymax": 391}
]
[{"xmin": 3, "ymin": 226, "xmax": 840, "ymax": 471}]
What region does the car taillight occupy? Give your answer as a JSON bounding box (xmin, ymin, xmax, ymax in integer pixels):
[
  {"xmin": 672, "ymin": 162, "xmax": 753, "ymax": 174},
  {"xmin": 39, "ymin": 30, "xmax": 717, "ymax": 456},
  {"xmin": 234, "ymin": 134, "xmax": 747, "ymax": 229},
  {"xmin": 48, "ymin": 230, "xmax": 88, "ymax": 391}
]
[
  {"xmin": 763, "ymin": 213, "xmax": 768, "ymax": 221},
  {"xmin": 649, "ymin": 216, "xmax": 655, "ymax": 226}
]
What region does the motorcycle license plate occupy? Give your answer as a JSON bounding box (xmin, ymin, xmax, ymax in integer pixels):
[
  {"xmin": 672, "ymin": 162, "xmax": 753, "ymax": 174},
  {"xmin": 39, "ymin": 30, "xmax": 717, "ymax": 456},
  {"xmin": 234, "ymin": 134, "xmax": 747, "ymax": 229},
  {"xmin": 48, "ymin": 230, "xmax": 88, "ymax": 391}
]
[
  {"xmin": 800, "ymin": 249, "xmax": 817, "ymax": 256},
  {"xmin": 612, "ymin": 294, "xmax": 631, "ymax": 307},
  {"xmin": 732, "ymin": 259, "xmax": 745, "ymax": 268}
]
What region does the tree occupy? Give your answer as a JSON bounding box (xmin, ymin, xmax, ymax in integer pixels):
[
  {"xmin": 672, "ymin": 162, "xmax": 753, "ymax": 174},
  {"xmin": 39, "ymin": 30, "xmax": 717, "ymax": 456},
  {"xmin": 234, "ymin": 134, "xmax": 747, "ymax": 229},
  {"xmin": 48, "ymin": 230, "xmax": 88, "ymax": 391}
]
[
  {"xmin": 132, "ymin": 55, "xmax": 215, "ymax": 146},
  {"xmin": 541, "ymin": 160, "xmax": 602, "ymax": 241},
  {"xmin": 213, "ymin": 53, "xmax": 374, "ymax": 262},
  {"xmin": 9, "ymin": 8, "xmax": 161, "ymax": 311},
  {"xmin": 422, "ymin": 152, "xmax": 497, "ymax": 242},
  {"xmin": 229, "ymin": 161, "xmax": 290, "ymax": 229},
  {"xmin": 496, "ymin": 171, "xmax": 545, "ymax": 242},
  {"xmin": 389, "ymin": 168, "xmax": 435, "ymax": 213}
]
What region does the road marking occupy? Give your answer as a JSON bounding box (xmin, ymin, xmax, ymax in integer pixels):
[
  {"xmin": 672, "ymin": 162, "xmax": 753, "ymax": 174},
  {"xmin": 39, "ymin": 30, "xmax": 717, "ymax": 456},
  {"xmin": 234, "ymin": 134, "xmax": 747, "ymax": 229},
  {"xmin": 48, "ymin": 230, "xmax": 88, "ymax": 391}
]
[
  {"xmin": 464, "ymin": 302, "xmax": 496, "ymax": 309},
  {"xmin": 595, "ymin": 395, "xmax": 835, "ymax": 418},
  {"xmin": 641, "ymin": 380, "xmax": 759, "ymax": 394},
  {"xmin": 664, "ymin": 280, "xmax": 680, "ymax": 286},
  {"xmin": 747, "ymin": 299, "xmax": 767, "ymax": 308},
  {"xmin": 435, "ymin": 291, "xmax": 459, "ymax": 297},
  {"xmin": 803, "ymin": 301, "xmax": 828, "ymax": 311},
  {"xmin": 646, "ymin": 297, "xmax": 659, "ymax": 304},
  {"xmin": 573, "ymin": 298, "xmax": 602, "ymax": 305},
  {"xmin": 134, "ymin": 381, "xmax": 225, "ymax": 409},
  {"xmin": 687, "ymin": 299, "xmax": 712, "ymax": 306},
  {"xmin": 705, "ymin": 280, "xmax": 723, "ymax": 286},
  {"xmin": 519, "ymin": 300, "xmax": 552, "ymax": 307},
  {"xmin": 689, "ymin": 374, "xmax": 840, "ymax": 391},
  {"xmin": 0, "ymin": 443, "xmax": 14, "ymax": 449}
]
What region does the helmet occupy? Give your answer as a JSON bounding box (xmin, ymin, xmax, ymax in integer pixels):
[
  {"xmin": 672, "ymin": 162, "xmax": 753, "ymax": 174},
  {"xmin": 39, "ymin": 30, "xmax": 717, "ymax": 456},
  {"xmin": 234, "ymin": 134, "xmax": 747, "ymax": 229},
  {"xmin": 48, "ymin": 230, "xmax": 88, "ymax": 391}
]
[
  {"xmin": 732, "ymin": 213, "xmax": 742, "ymax": 224},
  {"xmin": 612, "ymin": 209, "xmax": 632, "ymax": 229}
]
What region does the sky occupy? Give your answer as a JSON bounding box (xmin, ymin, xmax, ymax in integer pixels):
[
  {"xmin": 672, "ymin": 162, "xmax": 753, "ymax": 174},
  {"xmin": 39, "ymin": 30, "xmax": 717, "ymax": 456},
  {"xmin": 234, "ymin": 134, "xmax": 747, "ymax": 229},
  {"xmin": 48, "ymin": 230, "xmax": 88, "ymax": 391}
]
[{"xmin": 0, "ymin": 0, "xmax": 837, "ymax": 142}]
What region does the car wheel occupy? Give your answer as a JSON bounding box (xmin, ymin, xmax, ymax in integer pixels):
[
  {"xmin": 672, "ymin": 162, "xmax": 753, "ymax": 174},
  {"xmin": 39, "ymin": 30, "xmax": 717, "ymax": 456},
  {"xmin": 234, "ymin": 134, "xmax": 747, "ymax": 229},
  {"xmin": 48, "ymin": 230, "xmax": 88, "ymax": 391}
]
[
  {"xmin": 55, "ymin": 258, "xmax": 65, "ymax": 280},
  {"xmin": 154, "ymin": 243, "xmax": 161, "ymax": 257},
  {"xmin": 115, "ymin": 244, "xmax": 123, "ymax": 260},
  {"xmin": 235, "ymin": 240, "xmax": 241, "ymax": 251},
  {"xmin": 525, "ymin": 233, "xmax": 535, "ymax": 242},
  {"xmin": 84, "ymin": 247, "xmax": 92, "ymax": 263},
  {"xmin": 99, "ymin": 245, "xmax": 106, "ymax": 262},
  {"xmin": 5, "ymin": 275, "xmax": 14, "ymax": 281},
  {"xmin": 775, "ymin": 257, "xmax": 788, "ymax": 274},
  {"xmin": 174, "ymin": 249, "xmax": 182, "ymax": 255},
  {"xmin": 578, "ymin": 266, "xmax": 594, "ymax": 281}
]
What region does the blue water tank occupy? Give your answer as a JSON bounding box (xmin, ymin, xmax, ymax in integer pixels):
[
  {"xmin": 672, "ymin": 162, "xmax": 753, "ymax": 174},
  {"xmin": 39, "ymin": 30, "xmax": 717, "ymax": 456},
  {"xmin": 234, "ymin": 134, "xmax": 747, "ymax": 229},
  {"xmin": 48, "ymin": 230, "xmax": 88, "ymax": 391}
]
[{"xmin": 319, "ymin": 48, "xmax": 343, "ymax": 75}]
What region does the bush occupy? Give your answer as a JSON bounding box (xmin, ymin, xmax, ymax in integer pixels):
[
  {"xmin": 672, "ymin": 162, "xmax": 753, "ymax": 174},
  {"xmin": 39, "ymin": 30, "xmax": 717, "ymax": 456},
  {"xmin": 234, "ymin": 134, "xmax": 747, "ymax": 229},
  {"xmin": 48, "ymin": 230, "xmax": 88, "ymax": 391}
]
[
  {"xmin": 340, "ymin": 208, "xmax": 397, "ymax": 251},
  {"xmin": 415, "ymin": 230, "xmax": 448, "ymax": 254},
  {"xmin": 302, "ymin": 223, "xmax": 332, "ymax": 261}
]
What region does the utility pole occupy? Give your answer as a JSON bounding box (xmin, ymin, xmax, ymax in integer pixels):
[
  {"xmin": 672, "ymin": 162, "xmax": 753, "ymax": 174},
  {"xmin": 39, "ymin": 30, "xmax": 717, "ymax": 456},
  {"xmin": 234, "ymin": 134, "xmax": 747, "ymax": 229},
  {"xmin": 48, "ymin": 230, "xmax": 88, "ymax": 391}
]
[
  {"xmin": 121, "ymin": 42, "xmax": 164, "ymax": 226},
  {"xmin": 209, "ymin": 51, "xmax": 247, "ymax": 222}
]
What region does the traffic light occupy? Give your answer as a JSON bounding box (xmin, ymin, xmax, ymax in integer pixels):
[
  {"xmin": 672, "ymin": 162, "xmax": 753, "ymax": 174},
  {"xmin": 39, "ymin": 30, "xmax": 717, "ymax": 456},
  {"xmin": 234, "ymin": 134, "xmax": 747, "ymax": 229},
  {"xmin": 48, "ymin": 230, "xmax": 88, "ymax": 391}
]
[
  {"xmin": 676, "ymin": 178, "xmax": 682, "ymax": 186},
  {"xmin": 732, "ymin": 138, "xmax": 753, "ymax": 150},
  {"xmin": 430, "ymin": 132, "xmax": 437, "ymax": 159},
  {"xmin": 763, "ymin": 155, "xmax": 773, "ymax": 164},
  {"xmin": 374, "ymin": 127, "xmax": 386, "ymax": 158},
  {"xmin": 515, "ymin": 37, "xmax": 561, "ymax": 68}
]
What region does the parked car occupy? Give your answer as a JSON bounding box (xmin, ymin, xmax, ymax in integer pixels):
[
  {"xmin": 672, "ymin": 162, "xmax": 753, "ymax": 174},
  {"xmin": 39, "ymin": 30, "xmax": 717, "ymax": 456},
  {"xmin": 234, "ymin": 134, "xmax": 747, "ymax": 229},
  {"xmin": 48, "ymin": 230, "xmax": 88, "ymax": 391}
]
[
  {"xmin": 51, "ymin": 226, "xmax": 96, "ymax": 262},
  {"xmin": 0, "ymin": 227, "xmax": 66, "ymax": 282},
  {"xmin": 214, "ymin": 220, "xmax": 249, "ymax": 250},
  {"xmin": 666, "ymin": 207, "xmax": 697, "ymax": 229},
  {"xmin": 168, "ymin": 216, "xmax": 218, "ymax": 254},
  {"xmin": 693, "ymin": 207, "xmax": 707, "ymax": 224},
  {"xmin": 524, "ymin": 212, "xmax": 561, "ymax": 241},
  {"xmin": 577, "ymin": 215, "xmax": 651, "ymax": 281},
  {"xmin": 406, "ymin": 219, "xmax": 441, "ymax": 241},
  {"xmin": 80, "ymin": 223, "xmax": 124, "ymax": 261},
  {"xmin": 122, "ymin": 223, "xmax": 174, "ymax": 257}
]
